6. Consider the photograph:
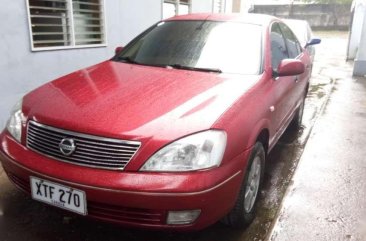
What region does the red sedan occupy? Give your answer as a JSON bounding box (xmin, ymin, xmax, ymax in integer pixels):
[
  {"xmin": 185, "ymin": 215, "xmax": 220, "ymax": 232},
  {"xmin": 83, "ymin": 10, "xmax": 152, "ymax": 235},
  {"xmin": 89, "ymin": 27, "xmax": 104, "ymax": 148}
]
[{"xmin": 0, "ymin": 13, "xmax": 319, "ymax": 230}]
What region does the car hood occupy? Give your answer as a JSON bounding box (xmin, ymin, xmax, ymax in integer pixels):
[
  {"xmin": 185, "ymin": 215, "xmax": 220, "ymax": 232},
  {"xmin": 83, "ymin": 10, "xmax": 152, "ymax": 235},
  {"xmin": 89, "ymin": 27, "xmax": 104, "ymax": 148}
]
[{"xmin": 23, "ymin": 61, "xmax": 260, "ymax": 142}]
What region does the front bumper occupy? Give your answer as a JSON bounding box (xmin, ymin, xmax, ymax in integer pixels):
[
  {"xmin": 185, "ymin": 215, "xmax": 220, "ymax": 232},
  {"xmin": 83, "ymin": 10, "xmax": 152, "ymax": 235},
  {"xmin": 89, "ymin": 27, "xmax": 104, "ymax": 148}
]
[{"xmin": 0, "ymin": 132, "xmax": 250, "ymax": 230}]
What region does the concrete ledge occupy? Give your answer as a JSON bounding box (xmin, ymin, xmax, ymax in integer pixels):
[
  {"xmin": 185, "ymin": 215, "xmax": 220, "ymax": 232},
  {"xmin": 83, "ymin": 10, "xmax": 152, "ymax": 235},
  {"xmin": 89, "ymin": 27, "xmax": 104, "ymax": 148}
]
[{"xmin": 353, "ymin": 59, "xmax": 366, "ymax": 76}]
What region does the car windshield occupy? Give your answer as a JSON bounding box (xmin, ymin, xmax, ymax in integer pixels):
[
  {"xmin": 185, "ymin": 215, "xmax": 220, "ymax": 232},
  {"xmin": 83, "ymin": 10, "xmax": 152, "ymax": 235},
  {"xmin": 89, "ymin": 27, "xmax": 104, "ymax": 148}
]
[{"xmin": 115, "ymin": 20, "xmax": 262, "ymax": 75}]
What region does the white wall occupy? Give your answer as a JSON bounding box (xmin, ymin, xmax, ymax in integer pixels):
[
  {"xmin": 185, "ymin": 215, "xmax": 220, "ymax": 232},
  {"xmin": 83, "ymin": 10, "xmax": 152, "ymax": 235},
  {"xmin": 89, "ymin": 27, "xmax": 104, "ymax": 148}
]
[
  {"xmin": 225, "ymin": 0, "xmax": 233, "ymax": 13},
  {"xmin": 347, "ymin": 0, "xmax": 366, "ymax": 60},
  {"xmin": 191, "ymin": 0, "xmax": 214, "ymax": 12},
  {"xmin": 118, "ymin": 1, "xmax": 162, "ymax": 44},
  {"xmin": 353, "ymin": 2, "xmax": 366, "ymax": 76}
]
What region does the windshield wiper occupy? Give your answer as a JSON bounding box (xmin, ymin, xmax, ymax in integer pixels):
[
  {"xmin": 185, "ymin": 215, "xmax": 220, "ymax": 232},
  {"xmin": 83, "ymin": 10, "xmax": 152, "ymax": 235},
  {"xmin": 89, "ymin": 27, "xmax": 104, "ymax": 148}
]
[
  {"xmin": 116, "ymin": 56, "xmax": 140, "ymax": 64},
  {"xmin": 115, "ymin": 59, "xmax": 222, "ymax": 73},
  {"xmin": 168, "ymin": 64, "xmax": 222, "ymax": 73}
]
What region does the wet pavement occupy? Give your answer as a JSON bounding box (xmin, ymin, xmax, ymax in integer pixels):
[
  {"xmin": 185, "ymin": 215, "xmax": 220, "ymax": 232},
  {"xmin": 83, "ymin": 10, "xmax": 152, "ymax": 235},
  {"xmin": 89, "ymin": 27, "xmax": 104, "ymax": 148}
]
[
  {"xmin": 0, "ymin": 32, "xmax": 350, "ymax": 241},
  {"xmin": 269, "ymin": 34, "xmax": 366, "ymax": 241}
]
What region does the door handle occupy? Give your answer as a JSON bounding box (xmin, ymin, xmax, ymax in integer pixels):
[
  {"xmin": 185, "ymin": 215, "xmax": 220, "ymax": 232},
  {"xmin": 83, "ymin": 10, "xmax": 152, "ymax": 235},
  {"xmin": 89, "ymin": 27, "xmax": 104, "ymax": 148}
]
[{"xmin": 294, "ymin": 76, "xmax": 299, "ymax": 83}]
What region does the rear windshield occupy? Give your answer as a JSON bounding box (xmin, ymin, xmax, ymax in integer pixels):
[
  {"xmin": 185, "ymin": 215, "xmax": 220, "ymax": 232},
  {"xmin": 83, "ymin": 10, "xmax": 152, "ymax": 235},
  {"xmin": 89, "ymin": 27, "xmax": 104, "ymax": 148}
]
[{"xmin": 115, "ymin": 20, "xmax": 263, "ymax": 75}]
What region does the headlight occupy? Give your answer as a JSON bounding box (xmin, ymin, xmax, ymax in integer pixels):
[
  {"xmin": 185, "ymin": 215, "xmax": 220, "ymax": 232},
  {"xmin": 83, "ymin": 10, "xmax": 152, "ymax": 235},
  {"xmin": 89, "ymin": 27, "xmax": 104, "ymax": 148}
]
[
  {"xmin": 6, "ymin": 99, "xmax": 23, "ymax": 142},
  {"xmin": 140, "ymin": 130, "xmax": 227, "ymax": 172}
]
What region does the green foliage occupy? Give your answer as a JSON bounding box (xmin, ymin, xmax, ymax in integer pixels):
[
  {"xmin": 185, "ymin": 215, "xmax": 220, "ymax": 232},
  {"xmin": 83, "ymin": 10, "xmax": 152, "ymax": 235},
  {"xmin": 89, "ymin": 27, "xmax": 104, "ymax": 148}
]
[{"xmin": 301, "ymin": 0, "xmax": 352, "ymax": 4}]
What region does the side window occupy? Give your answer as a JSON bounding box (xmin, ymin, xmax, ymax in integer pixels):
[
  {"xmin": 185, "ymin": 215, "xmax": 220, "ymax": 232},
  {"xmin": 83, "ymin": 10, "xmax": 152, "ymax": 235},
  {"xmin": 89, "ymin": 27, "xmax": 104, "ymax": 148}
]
[
  {"xmin": 270, "ymin": 22, "xmax": 288, "ymax": 70},
  {"xmin": 279, "ymin": 23, "xmax": 302, "ymax": 58}
]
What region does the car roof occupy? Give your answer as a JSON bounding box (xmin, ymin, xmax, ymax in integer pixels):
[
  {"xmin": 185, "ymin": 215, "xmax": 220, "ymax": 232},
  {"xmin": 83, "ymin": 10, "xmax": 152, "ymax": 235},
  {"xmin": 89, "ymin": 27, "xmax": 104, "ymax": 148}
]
[{"xmin": 166, "ymin": 13, "xmax": 277, "ymax": 26}]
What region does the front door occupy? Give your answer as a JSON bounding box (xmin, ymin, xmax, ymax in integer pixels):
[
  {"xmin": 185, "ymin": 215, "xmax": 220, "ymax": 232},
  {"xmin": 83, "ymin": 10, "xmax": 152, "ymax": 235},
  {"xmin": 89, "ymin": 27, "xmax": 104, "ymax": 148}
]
[{"xmin": 269, "ymin": 22, "xmax": 296, "ymax": 138}]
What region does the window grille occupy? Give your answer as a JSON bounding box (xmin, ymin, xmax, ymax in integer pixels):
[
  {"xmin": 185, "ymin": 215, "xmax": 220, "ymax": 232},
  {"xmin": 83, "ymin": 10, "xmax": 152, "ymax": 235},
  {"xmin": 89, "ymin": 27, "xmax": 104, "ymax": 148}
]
[
  {"xmin": 213, "ymin": 0, "xmax": 226, "ymax": 13},
  {"xmin": 27, "ymin": 0, "xmax": 106, "ymax": 50},
  {"xmin": 163, "ymin": 0, "xmax": 191, "ymax": 19}
]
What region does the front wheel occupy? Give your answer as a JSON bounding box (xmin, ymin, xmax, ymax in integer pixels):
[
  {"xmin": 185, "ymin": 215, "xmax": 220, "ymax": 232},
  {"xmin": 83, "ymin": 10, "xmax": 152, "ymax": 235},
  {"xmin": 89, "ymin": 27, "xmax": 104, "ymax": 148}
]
[
  {"xmin": 223, "ymin": 142, "xmax": 265, "ymax": 228},
  {"xmin": 290, "ymin": 96, "xmax": 305, "ymax": 130}
]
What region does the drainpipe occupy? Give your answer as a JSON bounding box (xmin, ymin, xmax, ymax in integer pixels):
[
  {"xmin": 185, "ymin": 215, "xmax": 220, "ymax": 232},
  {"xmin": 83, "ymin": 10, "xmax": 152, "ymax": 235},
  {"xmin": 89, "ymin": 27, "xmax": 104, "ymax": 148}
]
[{"xmin": 353, "ymin": 5, "xmax": 366, "ymax": 76}]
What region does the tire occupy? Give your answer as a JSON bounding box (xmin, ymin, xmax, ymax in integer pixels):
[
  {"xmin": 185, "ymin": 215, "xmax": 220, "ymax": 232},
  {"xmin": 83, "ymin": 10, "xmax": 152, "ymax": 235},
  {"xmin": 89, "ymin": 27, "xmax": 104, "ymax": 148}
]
[
  {"xmin": 289, "ymin": 95, "xmax": 305, "ymax": 130},
  {"xmin": 223, "ymin": 142, "xmax": 265, "ymax": 228}
]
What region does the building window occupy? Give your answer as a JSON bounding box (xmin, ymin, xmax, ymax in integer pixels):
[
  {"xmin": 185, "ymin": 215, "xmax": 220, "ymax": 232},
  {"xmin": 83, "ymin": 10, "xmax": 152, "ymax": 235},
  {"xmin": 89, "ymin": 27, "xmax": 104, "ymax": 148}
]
[
  {"xmin": 26, "ymin": 0, "xmax": 106, "ymax": 51},
  {"xmin": 163, "ymin": 0, "xmax": 191, "ymax": 19},
  {"xmin": 213, "ymin": 0, "xmax": 226, "ymax": 13}
]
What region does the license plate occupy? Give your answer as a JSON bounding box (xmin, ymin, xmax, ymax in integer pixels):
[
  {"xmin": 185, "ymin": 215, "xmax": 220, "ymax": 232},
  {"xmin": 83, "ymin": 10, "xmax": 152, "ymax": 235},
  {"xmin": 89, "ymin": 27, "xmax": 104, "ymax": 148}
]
[{"xmin": 30, "ymin": 176, "xmax": 87, "ymax": 215}]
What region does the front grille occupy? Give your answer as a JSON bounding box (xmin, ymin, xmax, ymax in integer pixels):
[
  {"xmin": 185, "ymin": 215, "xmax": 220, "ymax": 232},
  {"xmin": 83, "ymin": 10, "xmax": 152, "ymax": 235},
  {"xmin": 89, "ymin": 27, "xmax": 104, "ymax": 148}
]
[
  {"xmin": 26, "ymin": 120, "xmax": 141, "ymax": 170},
  {"xmin": 88, "ymin": 202, "xmax": 166, "ymax": 225}
]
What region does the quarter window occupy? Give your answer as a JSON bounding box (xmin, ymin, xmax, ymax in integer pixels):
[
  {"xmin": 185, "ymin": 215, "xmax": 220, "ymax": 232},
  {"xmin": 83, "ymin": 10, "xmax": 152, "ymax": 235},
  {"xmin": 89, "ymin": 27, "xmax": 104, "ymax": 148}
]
[
  {"xmin": 270, "ymin": 22, "xmax": 288, "ymax": 70},
  {"xmin": 27, "ymin": 0, "xmax": 106, "ymax": 51},
  {"xmin": 163, "ymin": 0, "xmax": 191, "ymax": 19}
]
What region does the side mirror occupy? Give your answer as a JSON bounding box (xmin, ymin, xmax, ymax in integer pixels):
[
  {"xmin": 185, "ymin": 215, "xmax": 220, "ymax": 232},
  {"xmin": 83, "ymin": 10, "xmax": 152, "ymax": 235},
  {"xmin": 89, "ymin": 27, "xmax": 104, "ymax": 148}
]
[
  {"xmin": 275, "ymin": 59, "xmax": 305, "ymax": 77},
  {"xmin": 305, "ymin": 38, "xmax": 321, "ymax": 48},
  {"xmin": 115, "ymin": 46, "xmax": 124, "ymax": 55}
]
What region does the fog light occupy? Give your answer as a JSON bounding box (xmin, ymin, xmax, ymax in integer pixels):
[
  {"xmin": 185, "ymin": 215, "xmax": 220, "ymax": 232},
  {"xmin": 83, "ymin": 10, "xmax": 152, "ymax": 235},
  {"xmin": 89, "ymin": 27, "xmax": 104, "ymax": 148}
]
[{"xmin": 167, "ymin": 210, "xmax": 201, "ymax": 225}]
